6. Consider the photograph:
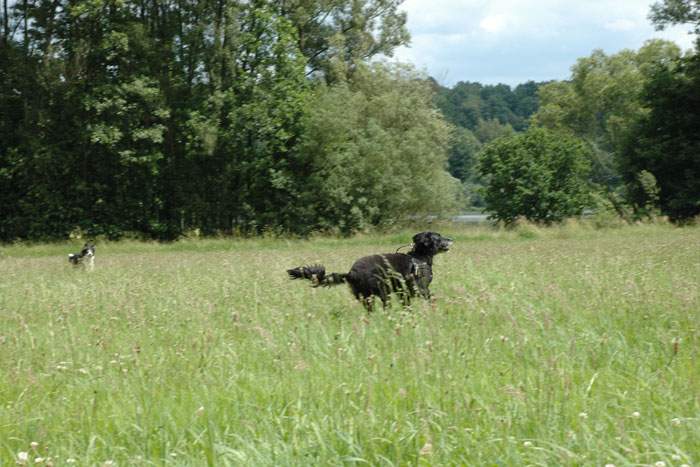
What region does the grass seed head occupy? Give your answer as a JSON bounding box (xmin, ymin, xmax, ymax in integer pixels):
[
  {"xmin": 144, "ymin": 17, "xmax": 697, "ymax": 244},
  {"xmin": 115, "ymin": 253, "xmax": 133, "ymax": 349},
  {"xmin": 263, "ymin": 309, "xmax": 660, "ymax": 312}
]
[{"xmin": 419, "ymin": 442, "xmax": 433, "ymax": 456}]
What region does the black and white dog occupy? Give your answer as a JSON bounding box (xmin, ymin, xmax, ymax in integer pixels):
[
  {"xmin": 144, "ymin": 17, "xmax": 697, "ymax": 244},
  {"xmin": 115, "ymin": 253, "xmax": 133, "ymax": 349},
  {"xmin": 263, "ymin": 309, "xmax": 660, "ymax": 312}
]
[
  {"xmin": 68, "ymin": 242, "xmax": 96, "ymax": 270},
  {"xmin": 288, "ymin": 232, "xmax": 453, "ymax": 310}
]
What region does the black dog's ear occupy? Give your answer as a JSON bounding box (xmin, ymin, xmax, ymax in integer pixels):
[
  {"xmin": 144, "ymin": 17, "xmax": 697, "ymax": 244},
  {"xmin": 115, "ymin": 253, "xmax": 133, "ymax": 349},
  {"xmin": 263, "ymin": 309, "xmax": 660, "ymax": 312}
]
[{"xmin": 412, "ymin": 232, "xmax": 430, "ymax": 246}]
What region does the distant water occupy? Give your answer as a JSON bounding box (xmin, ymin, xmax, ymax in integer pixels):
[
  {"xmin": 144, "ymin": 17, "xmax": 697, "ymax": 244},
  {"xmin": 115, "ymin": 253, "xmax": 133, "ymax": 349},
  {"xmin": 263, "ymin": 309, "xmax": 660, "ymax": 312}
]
[{"xmin": 453, "ymin": 213, "xmax": 489, "ymax": 223}]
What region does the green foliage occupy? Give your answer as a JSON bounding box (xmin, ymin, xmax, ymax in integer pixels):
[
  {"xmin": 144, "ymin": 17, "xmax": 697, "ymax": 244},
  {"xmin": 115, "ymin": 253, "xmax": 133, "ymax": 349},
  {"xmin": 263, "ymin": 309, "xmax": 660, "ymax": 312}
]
[
  {"xmin": 650, "ymin": 0, "xmax": 700, "ymax": 34},
  {"xmin": 0, "ymin": 0, "xmax": 429, "ymax": 240},
  {"xmin": 434, "ymin": 80, "xmax": 541, "ymax": 209},
  {"xmin": 532, "ymin": 40, "xmax": 682, "ymax": 191},
  {"xmin": 280, "ymin": 0, "xmax": 410, "ymax": 81},
  {"xmin": 435, "ymin": 80, "xmax": 543, "ymax": 133},
  {"xmin": 298, "ymin": 63, "xmax": 461, "ymax": 233},
  {"xmin": 474, "ymin": 117, "xmax": 515, "ymax": 144},
  {"xmin": 447, "ymin": 127, "xmax": 481, "ymax": 182},
  {"xmin": 619, "ymin": 53, "xmax": 700, "ymax": 221},
  {"xmin": 477, "ymin": 127, "xmax": 592, "ymax": 225},
  {"xmin": 187, "ymin": 5, "xmax": 314, "ymax": 235},
  {"xmin": 588, "ymin": 192, "xmax": 630, "ymax": 228}
]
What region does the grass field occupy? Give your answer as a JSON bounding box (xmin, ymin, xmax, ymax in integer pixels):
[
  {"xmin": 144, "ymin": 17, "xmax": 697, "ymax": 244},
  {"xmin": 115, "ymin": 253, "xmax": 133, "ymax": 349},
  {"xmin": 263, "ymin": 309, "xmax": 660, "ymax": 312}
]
[{"xmin": 1, "ymin": 223, "xmax": 699, "ymax": 466}]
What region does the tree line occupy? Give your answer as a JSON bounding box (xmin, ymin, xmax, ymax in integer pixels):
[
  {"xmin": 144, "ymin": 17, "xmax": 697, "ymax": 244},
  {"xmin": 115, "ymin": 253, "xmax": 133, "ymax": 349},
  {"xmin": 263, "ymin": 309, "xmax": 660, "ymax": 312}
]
[
  {"xmin": 0, "ymin": 0, "xmax": 459, "ymax": 240},
  {"xmin": 1, "ymin": 0, "xmax": 698, "ymax": 240},
  {"xmin": 441, "ymin": 0, "xmax": 699, "ymax": 225}
]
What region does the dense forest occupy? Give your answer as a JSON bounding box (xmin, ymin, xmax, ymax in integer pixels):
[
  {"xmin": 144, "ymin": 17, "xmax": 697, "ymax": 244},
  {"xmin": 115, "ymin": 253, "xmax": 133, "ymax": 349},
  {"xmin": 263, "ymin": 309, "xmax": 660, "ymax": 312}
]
[
  {"xmin": 0, "ymin": 0, "xmax": 460, "ymax": 240},
  {"xmin": 1, "ymin": 0, "xmax": 698, "ymax": 240}
]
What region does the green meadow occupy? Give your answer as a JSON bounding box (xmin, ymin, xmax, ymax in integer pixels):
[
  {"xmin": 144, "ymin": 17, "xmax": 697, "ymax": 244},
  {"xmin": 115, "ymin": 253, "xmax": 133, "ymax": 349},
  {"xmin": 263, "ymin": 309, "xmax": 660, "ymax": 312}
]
[{"xmin": 1, "ymin": 223, "xmax": 699, "ymax": 466}]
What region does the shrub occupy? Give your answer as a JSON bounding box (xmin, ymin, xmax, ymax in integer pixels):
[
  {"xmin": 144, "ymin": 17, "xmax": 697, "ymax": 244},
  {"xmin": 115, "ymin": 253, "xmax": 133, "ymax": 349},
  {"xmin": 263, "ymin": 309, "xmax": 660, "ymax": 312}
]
[{"xmin": 477, "ymin": 127, "xmax": 592, "ymax": 225}]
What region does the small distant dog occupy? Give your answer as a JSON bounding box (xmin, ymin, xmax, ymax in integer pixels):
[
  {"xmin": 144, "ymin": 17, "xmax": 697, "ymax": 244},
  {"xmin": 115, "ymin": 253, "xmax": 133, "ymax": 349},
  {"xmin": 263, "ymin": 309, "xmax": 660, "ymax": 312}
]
[
  {"xmin": 68, "ymin": 242, "xmax": 96, "ymax": 270},
  {"xmin": 288, "ymin": 232, "xmax": 453, "ymax": 310}
]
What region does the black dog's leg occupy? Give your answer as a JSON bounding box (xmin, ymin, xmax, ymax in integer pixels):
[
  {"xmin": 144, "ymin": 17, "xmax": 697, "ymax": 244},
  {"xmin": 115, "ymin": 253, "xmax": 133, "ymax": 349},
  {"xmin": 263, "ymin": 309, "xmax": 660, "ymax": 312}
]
[
  {"xmin": 360, "ymin": 296, "xmax": 375, "ymax": 312},
  {"xmin": 418, "ymin": 285, "xmax": 431, "ymax": 300}
]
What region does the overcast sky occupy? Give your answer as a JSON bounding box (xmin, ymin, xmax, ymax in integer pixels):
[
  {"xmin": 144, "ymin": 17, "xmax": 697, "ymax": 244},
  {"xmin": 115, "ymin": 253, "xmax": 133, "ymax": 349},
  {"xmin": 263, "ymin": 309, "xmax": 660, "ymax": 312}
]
[{"xmin": 393, "ymin": 0, "xmax": 697, "ymax": 87}]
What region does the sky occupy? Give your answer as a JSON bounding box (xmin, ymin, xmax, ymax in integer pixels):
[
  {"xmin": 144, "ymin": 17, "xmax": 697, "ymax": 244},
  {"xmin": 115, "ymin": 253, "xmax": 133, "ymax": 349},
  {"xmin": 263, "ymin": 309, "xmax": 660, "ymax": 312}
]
[{"xmin": 393, "ymin": 0, "xmax": 697, "ymax": 87}]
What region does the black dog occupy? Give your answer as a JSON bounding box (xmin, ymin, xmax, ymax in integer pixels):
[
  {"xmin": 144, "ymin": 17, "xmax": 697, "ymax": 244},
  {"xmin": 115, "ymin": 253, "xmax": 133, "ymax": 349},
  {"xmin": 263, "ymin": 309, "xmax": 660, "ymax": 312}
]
[
  {"xmin": 287, "ymin": 232, "xmax": 452, "ymax": 310},
  {"xmin": 68, "ymin": 242, "xmax": 96, "ymax": 270}
]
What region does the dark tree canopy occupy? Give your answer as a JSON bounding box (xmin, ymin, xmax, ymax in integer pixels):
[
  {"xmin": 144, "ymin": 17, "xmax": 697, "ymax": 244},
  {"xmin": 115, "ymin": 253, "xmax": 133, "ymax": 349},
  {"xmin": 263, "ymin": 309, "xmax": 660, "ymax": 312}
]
[
  {"xmin": 0, "ymin": 0, "xmax": 455, "ymax": 241},
  {"xmin": 620, "ymin": 53, "xmax": 700, "ymax": 221}
]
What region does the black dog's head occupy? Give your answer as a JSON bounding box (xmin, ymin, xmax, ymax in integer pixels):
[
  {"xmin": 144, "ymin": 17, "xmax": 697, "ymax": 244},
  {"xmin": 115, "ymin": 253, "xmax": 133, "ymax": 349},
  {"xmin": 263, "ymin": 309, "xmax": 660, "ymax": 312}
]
[{"xmin": 411, "ymin": 232, "xmax": 453, "ymax": 257}]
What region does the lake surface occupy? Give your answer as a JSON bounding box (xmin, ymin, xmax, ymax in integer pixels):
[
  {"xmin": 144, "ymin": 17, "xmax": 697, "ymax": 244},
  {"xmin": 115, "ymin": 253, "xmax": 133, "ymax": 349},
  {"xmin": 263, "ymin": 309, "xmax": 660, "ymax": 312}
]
[{"xmin": 453, "ymin": 213, "xmax": 489, "ymax": 223}]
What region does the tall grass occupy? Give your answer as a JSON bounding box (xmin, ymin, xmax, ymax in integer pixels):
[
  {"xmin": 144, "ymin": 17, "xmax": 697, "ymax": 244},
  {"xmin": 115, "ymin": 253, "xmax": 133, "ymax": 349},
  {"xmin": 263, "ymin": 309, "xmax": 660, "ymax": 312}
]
[{"xmin": 1, "ymin": 223, "xmax": 698, "ymax": 465}]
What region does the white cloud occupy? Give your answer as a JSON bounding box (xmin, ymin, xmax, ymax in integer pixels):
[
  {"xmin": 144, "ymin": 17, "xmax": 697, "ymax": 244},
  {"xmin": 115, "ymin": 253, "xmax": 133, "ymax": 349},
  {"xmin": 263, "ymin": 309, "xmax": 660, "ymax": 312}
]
[
  {"xmin": 479, "ymin": 14, "xmax": 508, "ymax": 33},
  {"xmin": 395, "ymin": 0, "xmax": 698, "ymax": 85}
]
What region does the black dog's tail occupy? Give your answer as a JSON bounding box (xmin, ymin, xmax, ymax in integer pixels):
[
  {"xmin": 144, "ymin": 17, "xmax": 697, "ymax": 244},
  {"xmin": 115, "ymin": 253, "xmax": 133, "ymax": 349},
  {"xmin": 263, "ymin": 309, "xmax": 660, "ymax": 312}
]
[{"xmin": 287, "ymin": 265, "xmax": 348, "ymax": 288}]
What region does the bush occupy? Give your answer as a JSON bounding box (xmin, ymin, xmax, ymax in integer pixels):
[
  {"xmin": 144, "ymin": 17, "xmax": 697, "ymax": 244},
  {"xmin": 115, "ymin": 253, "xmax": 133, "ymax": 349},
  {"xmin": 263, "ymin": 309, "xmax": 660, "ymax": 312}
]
[
  {"xmin": 477, "ymin": 127, "xmax": 592, "ymax": 225},
  {"xmin": 298, "ymin": 63, "xmax": 462, "ymax": 234}
]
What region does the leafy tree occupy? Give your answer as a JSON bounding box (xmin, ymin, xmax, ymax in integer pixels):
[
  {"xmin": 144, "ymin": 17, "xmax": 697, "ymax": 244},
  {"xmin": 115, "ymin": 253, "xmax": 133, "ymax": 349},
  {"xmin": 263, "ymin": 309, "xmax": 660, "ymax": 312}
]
[
  {"xmin": 279, "ymin": 0, "xmax": 410, "ymax": 81},
  {"xmin": 83, "ymin": 77, "xmax": 171, "ymax": 236},
  {"xmin": 298, "ymin": 63, "xmax": 461, "ymax": 233},
  {"xmin": 184, "ymin": 3, "xmax": 312, "ymax": 235},
  {"xmin": 532, "ymin": 40, "xmax": 682, "ymax": 190},
  {"xmin": 446, "ymin": 127, "xmax": 483, "ymax": 207},
  {"xmin": 474, "ymin": 118, "xmax": 515, "ymax": 144},
  {"xmin": 477, "ymin": 128, "xmax": 592, "ymax": 224},
  {"xmin": 512, "ymin": 81, "xmax": 541, "ymax": 119},
  {"xmin": 0, "ymin": 0, "xmax": 454, "ymax": 240},
  {"xmin": 447, "ymin": 127, "xmax": 481, "ymax": 182},
  {"xmin": 434, "ymin": 80, "xmax": 539, "ymax": 209},
  {"xmin": 434, "ymin": 80, "xmax": 543, "ymax": 132},
  {"xmin": 619, "ymin": 53, "xmax": 700, "ymax": 221},
  {"xmin": 650, "ymin": 0, "xmax": 700, "ymax": 34}
]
